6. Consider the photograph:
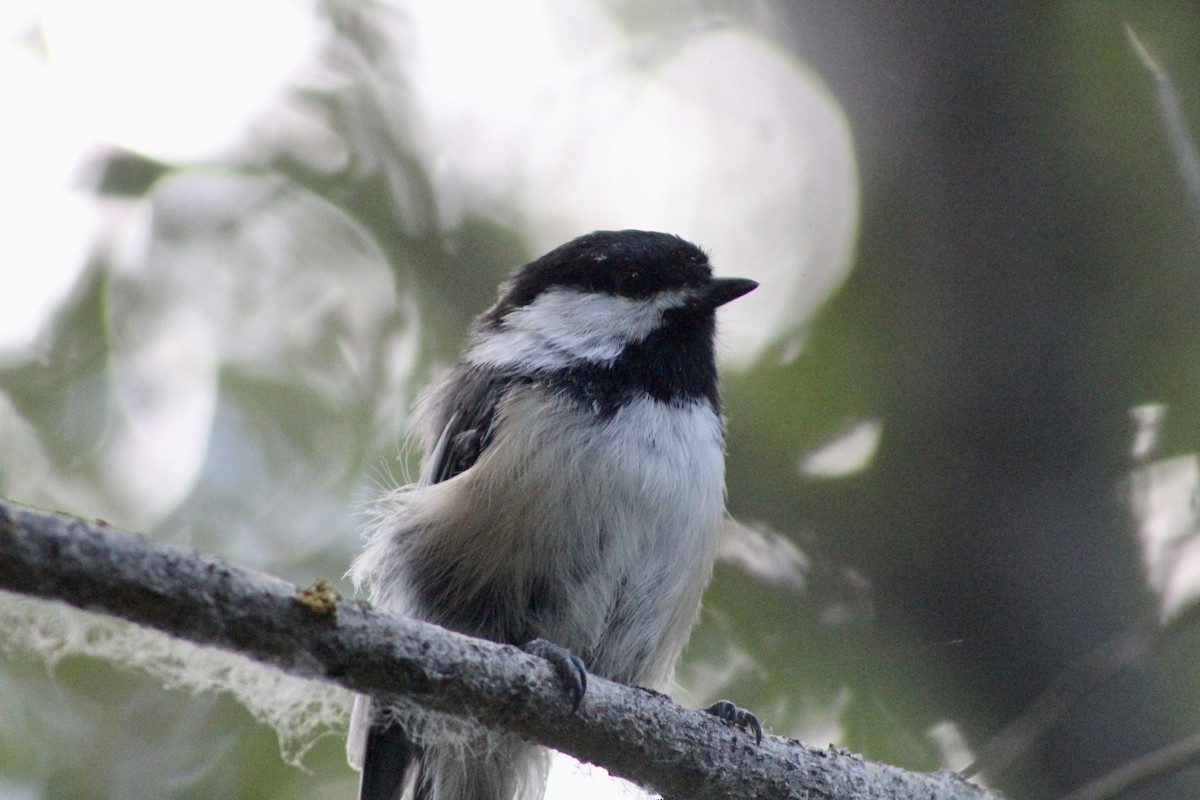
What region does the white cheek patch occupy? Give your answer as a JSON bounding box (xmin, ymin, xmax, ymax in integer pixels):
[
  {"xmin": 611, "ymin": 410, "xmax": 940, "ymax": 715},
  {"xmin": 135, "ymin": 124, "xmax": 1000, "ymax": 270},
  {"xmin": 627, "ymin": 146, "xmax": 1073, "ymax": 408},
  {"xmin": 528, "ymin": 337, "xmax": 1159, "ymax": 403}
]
[{"xmin": 466, "ymin": 287, "xmax": 696, "ymax": 370}]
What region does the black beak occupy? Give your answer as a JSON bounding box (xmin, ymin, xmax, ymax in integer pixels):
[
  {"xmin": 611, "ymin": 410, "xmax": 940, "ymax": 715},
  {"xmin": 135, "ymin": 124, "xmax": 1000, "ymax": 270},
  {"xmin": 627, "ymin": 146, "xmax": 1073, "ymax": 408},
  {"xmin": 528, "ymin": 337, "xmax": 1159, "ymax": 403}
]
[{"xmin": 706, "ymin": 277, "xmax": 759, "ymax": 307}]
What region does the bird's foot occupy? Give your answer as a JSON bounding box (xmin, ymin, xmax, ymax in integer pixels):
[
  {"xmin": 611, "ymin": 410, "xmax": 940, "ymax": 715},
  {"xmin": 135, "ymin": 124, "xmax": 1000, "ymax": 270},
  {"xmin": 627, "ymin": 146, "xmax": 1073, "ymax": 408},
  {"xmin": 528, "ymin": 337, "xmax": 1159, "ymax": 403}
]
[
  {"xmin": 522, "ymin": 638, "xmax": 588, "ymax": 713},
  {"xmin": 704, "ymin": 700, "xmax": 763, "ymax": 744}
]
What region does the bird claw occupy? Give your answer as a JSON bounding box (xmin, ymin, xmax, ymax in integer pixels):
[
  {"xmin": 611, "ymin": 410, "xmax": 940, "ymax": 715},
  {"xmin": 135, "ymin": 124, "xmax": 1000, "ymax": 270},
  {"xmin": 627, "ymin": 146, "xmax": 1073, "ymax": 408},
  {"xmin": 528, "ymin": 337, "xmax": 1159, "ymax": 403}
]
[
  {"xmin": 704, "ymin": 700, "xmax": 763, "ymax": 744},
  {"xmin": 522, "ymin": 638, "xmax": 588, "ymax": 713}
]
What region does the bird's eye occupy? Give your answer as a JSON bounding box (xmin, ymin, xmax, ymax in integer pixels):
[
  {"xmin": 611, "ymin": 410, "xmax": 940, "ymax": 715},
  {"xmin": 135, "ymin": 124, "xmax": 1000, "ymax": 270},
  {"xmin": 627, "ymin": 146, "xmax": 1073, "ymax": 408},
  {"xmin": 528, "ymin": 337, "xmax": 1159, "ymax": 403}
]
[{"xmin": 618, "ymin": 270, "xmax": 642, "ymax": 294}]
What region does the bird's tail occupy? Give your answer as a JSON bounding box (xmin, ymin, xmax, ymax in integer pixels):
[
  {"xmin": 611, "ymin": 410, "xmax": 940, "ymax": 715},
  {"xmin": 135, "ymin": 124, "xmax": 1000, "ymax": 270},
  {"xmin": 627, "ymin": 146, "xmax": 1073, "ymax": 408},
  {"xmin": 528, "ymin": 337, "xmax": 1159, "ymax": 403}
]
[{"xmin": 351, "ymin": 694, "xmax": 549, "ymax": 800}]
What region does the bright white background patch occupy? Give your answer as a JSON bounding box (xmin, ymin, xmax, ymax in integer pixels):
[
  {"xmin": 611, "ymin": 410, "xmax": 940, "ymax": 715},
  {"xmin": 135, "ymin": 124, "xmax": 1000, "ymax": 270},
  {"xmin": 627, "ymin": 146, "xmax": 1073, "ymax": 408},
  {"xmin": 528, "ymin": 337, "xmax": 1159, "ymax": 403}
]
[{"xmin": 799, "ymin": 419, "xmax": 884, "ymax": 479}]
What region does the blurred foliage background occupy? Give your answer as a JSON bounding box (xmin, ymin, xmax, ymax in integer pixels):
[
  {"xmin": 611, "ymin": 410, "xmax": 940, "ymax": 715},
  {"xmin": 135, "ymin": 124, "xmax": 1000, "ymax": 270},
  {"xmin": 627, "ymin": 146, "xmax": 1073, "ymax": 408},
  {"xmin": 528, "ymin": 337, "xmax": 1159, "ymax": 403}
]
[{"xmin": 3, "ymin": 1, "xmax": 1200, "ymax": 799}]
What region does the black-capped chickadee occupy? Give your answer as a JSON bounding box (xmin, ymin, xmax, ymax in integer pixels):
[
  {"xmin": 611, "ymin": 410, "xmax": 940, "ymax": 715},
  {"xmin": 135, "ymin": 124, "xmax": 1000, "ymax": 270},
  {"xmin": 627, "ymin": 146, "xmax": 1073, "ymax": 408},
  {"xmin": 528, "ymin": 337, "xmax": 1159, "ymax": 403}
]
[{"xmin": 348, "ymin": 230, "xmax": 758, "ymax": 800}]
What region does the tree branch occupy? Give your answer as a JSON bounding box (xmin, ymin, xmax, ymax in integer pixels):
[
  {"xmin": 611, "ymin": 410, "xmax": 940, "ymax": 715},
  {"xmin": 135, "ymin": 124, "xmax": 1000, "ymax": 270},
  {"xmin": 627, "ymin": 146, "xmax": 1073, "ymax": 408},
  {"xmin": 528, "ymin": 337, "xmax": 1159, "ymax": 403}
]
[
  {"xmin": 0, "ymin": 497, "xmax": 1001, "ymax": 800},
  {"xmin": 1058, "ymin": 731, "xmax": 1200, "ymax": 800}
]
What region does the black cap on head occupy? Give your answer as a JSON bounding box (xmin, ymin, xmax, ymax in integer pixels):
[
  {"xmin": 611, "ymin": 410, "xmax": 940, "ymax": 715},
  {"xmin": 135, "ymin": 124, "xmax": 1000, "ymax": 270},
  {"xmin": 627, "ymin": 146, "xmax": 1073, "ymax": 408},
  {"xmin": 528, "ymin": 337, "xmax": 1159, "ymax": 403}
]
[{"xmin": 492, "ymin": 230, "xmax": 713, "ymax": 315}]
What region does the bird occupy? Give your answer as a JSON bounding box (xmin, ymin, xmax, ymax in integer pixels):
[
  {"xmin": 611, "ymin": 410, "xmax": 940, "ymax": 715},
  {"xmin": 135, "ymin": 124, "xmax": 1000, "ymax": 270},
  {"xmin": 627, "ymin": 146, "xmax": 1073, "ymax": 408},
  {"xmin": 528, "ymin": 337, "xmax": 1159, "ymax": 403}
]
[{"xmin": 347, "ymin": 229, "xmax": 758, "ymax": 800}]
